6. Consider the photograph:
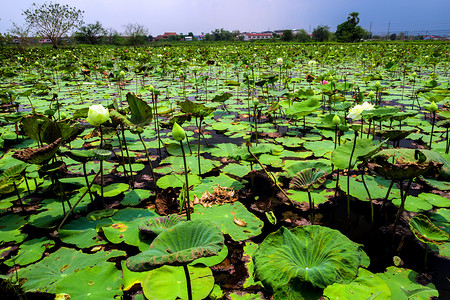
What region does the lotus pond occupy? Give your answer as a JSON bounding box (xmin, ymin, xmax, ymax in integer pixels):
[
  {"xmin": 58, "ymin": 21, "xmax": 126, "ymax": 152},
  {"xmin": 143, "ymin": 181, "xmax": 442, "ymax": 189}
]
[{"xmin": 0, "ymin": 43, "xmax": 450, "ymax": 300}]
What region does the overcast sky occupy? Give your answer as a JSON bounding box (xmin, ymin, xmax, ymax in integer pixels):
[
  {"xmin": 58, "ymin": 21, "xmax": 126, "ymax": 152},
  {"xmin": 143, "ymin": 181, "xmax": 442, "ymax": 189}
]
[{"xmin": 1, "ymin": 0, "xmax": 450, "ymax": 36}]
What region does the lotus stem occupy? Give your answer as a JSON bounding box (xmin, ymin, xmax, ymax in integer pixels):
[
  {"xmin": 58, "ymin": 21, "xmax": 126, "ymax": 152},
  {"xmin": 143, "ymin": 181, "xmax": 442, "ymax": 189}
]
[
  {"xmin": 82, "ymin": 162, "xmax": 94, "ymax": 203},
  {"xmin": 347, "ymin": 130, "xmax": 358, "ymax": 221},
  {"xmin": 183, "ymin": 265, "xmax": 193, "ymax": 300},
  {"xmin": 247, "ymin": 145, "xmax": 294, "ymax": 205},
  {"xmin": 13, "ymin": 181, "xmax": 25, "ymax": 211},
  {"xmin": 307, "ymin": 190, "xmax": 314, "ymax": 225},
  {"xmin": 180, "ymin": 140, "xmax": 191, "ymax": 221},
  {"xmin": 360, "ymin": 161, "xmax": 373, "ymax": 225},
  {"xmin": 115, "ymin": 130, "xmax": 129, "ymax": 178},
  {"xmin": 393, "ymin": 178, "xmax": 413, "ymax": 234},
  {"xmin": 445, "ymin": 127, "xmax": 449, "ymax": 154},
  {"xmin": 429, "ymin": 111, "xmax": 436, "ymax": 149},
  {"xmin": 381, "ymin": 180, "xmax": 395, "ymax": 212},
  {"xmin": 138, "ymin": 133, "xmax": 157, "ymax": 188},
  {"xmin": 58, "ymin": 170, "xmax": 101, "ymax": 230},
  {"xmin": 120, "ymin": 123, "xmax": 134, "ymax": 186}
]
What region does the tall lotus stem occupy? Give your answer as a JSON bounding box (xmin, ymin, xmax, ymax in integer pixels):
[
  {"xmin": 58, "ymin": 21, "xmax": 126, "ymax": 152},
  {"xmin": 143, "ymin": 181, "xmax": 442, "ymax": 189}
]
[
  {"xmin": 173, "ymin": 122, "xmax": 191, "ymax": 220},
  {"xmin": 82, "ymin": 162, "xmax": 94, "ymax": 203},
  {"xmin": 183, "ymin": 265, "xmax": 193, "ymax": 300},
  {"xmin": 347, "ymin": 130, "xmax": 358, "ymax": 221},
  {"xmin": 120, "ymin": 124, "xmax": 134, "ymax": 186},
  {"xmin": 360, "ymin": 160, "xmax": 373, "ymax": 225},
  {"xmin": 307, "ymin": 190, "xmax": 314, "ymax": 225},
  {"xmin": 137, "ymin": 131, "xmax": 157, "ymax": 187},
  {"xmin": 393, "ymin": 178, "xmax": 413, "ymax": 234},
  {"xmin": 428, "ymin": 101, "xmax": 438, "ymax": 149}
]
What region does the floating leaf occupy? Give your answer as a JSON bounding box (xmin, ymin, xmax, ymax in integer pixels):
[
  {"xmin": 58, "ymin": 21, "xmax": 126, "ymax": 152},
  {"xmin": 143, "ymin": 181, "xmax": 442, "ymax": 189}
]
[
  {"xmin": 142, "ymin": 265, "xmax": 214, "ymax": 300},
  {"xmin": 54, "ymin": 263, "xmax": 123, "ymax": 300},
  {"xmin": 192, "ymin": 202, "xmax": 263, "ymax": 241},
  {"xmin": 409, "ymin": 214, "xmax": 449, "ymax": 245},
  {"xmin": 253, "ymin": 226, "xmax": 363, "ymax": 293},
  {"xmin": 126, "ymin": 219, "xmax": 224, "ymax": 271},
  {"xmin": 19, "ymin": 247, "xmax": 125, "ymax": 293}
]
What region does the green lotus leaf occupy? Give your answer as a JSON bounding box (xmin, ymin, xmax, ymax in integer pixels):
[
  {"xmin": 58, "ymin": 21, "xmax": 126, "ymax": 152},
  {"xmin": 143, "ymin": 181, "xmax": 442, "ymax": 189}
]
[
  {"xmin": 18, "ymin": 247, "xmax": 125, "ymax": 293},
  {"xmin": 0, "ymin": 214, "xmax": 28, "ymax": 244},
  {"xmin": 379, "ymin": 129, "xmax": 415, "ymax": 142},
  {"xmin": 253, "ymin": 226, "xmax": 363, "ymax": 291},
  {"xmin": 409, "ymin": 214, "xmax": 449, "ymax": 245},
  {"xmin": 59, "ymin": 217, "xmax": 108, "ymax": 248},
  {"xmin": 371, "ymin": 149, "xmax": 442, "ymax": 180},
  {"xmin": 142, "ymin": 265, "xmax": 214, "ymax": 300},
  {"xmin": 285, "ymin": 98, "xmax": 321, "ymax": 118},
  {"xmin": 139, "ymin": 214, "xmax": 186, "ymax": 236},
  {"xmin": 65, "ymin": 149, "xmax": 95, "ymax": 163},
  {"xmin": 323, "ymin": 268, "xmax": 391, "ymax": 300},
  {"xmin": 54, "ymin": 263, "xmax": 123, "ymax": 300},
  {"xmin": 122, "ymin": 189, "xmax": 154, "ymax": 206},
  {"xmin": 126, "ymin": 219, "xmax": 224, "ymax": 272},
  {"xmin": 211, "ymin": 92, "xmax": 233, "ymax": 103},
  {"xmin": 121, "ymin": 260, "xmax": 148, "ymax": 291},
  {"xmin": 192, "ymin": 202, "xmax": 263, "ymax": 241},
  {"xmin": 126, "ymin": 92, "xmax": 153, "ymax": 126},
  {"xmin": 331, "ymin": 138, "xmax": 383, "ymax": 170},
  {"xmin": 337, "ymin": 175, "xmax": 400, "ymax": 202},
  {"xmin": 4, "ymin": 237, "xmax": 55, "ymax": 266},
  {"xmin": 377, "ymin": 266, "xmax": 439, "ymax": 299},
  {"xmin": 178, "ymin": 99, "xmax": 215, "ymax": 117},
  {"xmin": 289, "ymin": 168, "xmax": 327, "ymax": 192}
]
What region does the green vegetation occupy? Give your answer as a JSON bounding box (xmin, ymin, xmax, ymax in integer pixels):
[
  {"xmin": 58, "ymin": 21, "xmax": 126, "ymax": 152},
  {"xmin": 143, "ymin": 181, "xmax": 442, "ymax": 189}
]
[{"xmin": 0, "ymin": 42, "xmax": 449, "ymax": 299}]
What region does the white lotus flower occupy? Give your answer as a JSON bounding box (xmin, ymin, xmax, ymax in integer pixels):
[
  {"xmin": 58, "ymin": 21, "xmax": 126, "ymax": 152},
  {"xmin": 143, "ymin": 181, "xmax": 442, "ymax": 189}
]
[
  {"xmin": 277, "ymin": 57, "xmax": 283, "ymax": 65},
  {"xmin": 86, "ymin": 104, "xmax": 109, "ymax": 126},
  {"xmin": 347, "ymin": 102, "xmax": 375, "ymax": 120}
]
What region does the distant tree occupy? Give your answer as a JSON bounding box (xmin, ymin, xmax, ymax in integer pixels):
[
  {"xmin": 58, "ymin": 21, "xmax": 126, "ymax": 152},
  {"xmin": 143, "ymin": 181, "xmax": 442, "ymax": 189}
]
[
  {"xmin": 23, "ymin": 2, "xmax": 84, "ymax": 48},
  {"xmin": 335, "ymin": 12, "xmax": 367, "ymax": 42},
  {"xmin": 123, "ymin": 23, "xmax": 149, "ymax": 45},
  {"xmin": 312, "ymin": 25, "xmax": 330, "ymax": 42},
  {"xmin": 281, "ymin": 30, "xmax": 293, "ymax": 41},
  {"xmin": 74, "ymin": 21, "xmax": 106, "ymax": 44},
  {"xmin": 207, "ymin": 28, "xmax": 237, "ymax": 41},
  {"xmin": 294, "ymin": 29, "xmax": 311, "ymax": 42},
  {"xmin": 389, "ymin": 33, "xmax": 397, "ymax": 41},
  {"xmin": 105, "ymin": 28, "xmax": 123, "ymax": 45},
  {"xmin": 8, "ymin": 22, "xmax": 32, "ymax": 48}
]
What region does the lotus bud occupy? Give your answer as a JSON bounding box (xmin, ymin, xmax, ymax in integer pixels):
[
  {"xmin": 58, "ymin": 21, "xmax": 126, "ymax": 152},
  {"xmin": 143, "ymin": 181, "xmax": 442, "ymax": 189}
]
[
  {"xmin": 172, "ymin": 122, "xmax": 186, "ymax": 141},
  {"xmin": 411, "ymin": 72, "xmax": 417, "ymax": 78},
  {"xmin": 119, "ymin": 70, "xmax": 126, "ymax": 78},
  {"xmin": 429, "ymin": 101, "xmax": 438, "ymax": 112},
  {"xmin": 147, "ymin": 85, "xmax": 155, "ymax": 92},
  {"xmin": 60, "ymin": 112, "xmax": 67, "ymax": 119},
  {"xmin": 277, "ymin": 57, "xmax": 283, "ymax": 65},
  {"xmin": 332, "ymin": 114, "xmax": 341, "ymax": 125},
  {"xmin": 368, "ymin": 90, "xmax": 375, "ymax": 99},
  {"xmin": 375, "ymin": 81, "xmax": 381, "ymax": 89},
  {"xmin": 86, "ymin": 104, "xmax": 109, "ymax": 126}
]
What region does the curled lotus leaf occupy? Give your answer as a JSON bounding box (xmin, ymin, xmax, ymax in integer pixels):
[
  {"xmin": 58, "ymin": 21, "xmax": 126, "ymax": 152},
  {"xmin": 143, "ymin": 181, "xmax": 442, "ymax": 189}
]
[
  {"xmin": 126, "ymin": 219, "xmax": 224, "ymax": 272},
  {"xmin": 13, "ymin": 137, "xmax": 62, "ymax": 165},
  {"xmin": 253, "ymin": 225, "xmax": 363, "ymax": 292},
  {"xmin": 289, "ymin": 168, "xmax": 327, "ymax": 192},
  {"xmin": 409, "ymin": 214, "xmax": 449, "ymax": 245},
  {"xmin": 370, "ymin": 149, "xmax": 442, "ymax": 180},
  {"xmin": 139, "ymin": 214, "xmax": 186, "ymax": 236},
  {"xmin": 379, "ymin": 129, "xmax": 415, "ymax": 142}
]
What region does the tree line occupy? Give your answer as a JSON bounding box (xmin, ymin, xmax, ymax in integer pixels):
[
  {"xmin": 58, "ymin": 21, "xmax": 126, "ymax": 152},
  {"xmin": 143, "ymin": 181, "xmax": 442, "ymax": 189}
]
[{"xmin": 0, "ymin": 2, "xmax": 422, "ymax": 48}]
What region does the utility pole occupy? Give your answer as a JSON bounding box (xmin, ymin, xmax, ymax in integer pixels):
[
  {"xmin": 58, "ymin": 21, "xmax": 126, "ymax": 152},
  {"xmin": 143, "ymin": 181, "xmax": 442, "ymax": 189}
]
[
  {"xmin": 308, "ymin": 25, "xmax": 311, "ymax": 34},
  {"xmin": 386, "ymin": 21, "xmax": 390, "ymax": 40},
  {"xmin": 369, "ymin": 21, "xmax": 372, "ymax": 39}
]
